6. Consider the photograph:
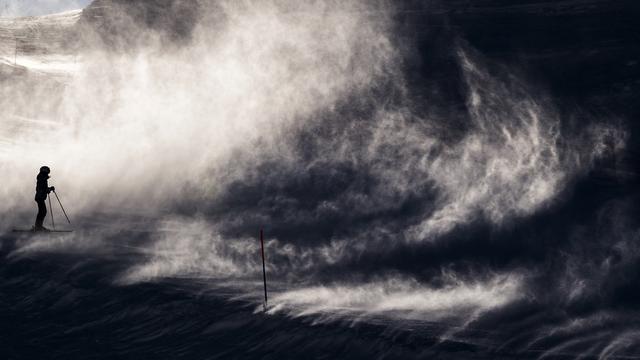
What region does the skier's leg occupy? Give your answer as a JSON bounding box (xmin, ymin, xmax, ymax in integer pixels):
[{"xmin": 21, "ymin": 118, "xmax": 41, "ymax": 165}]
[{"xmin": 35, "ymin": 199, "xmax": 47, "ymax": 230}]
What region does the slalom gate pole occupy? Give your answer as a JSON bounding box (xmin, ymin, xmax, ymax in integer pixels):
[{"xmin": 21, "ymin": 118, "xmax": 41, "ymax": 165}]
[
  {"xmin": 260, "ymin": 229, "xmax": 268, "ymax": 311},
  {"xmin": 53, "ymin": 191, "xmax": 71, "ymax": 224},
  {"xmin": 48, "ymin": 195, "xmax": 55, "ymax": 230}
]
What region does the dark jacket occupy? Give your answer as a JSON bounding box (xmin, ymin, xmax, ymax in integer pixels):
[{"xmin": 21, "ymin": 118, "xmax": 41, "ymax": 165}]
[{"xmin": 35, "ymin": 173, "xmax": 50, "ymax": 201}]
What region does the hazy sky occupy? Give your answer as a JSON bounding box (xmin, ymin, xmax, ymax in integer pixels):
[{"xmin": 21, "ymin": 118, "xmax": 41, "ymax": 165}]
[{"xmin": 0, "ymin": 0, "xmax": 91, "ymax": 17}]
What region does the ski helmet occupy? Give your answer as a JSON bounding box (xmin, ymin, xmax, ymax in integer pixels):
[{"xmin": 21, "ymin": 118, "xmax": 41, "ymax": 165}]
[{"xmin": 40, "ymin": 166, "xmax": 50, "ymax": 174}]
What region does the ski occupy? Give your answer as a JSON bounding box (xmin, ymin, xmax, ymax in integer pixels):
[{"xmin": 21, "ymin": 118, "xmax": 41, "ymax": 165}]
[{"xmin": 12, "ymin": 229, "xmax": 73, "ymax": 233}]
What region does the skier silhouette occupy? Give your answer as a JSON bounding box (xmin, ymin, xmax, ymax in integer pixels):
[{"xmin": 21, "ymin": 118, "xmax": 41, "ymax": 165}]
[{"xmin": 34, "ymin": 166, "xmax": 55, "ymax": 231}]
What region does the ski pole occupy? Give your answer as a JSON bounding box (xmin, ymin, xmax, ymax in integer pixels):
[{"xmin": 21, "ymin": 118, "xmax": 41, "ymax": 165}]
[
  {"xmin": 48, "ymin": 195, "xmax": 55, "ymax": 230},
  {"xmin": 53, "ymin": 190, "xmax": 71, "ymax": 224}
]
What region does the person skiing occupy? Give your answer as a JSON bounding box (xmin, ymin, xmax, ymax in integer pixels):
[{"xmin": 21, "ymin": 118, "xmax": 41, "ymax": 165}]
[{"xmin": 34, "ymin": 166, "xmax": 55, "ymax": 231}]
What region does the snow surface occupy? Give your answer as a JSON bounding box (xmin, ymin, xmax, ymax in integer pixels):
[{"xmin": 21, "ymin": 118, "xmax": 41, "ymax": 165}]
[{"xmin": 0, "ymin": 10, "xmax": 81, "ymax": 76}]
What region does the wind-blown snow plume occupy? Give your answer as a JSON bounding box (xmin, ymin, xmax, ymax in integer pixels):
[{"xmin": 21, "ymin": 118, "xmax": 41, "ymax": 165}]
[
  {"xmin": 0, "ymin": 0, "xmax": 397, "ymax": 221},
  {"xmin": 409, "ymin": 49, "xmax": 567, "ymax": 240},
  {"xmin": 0, "ymin": 0, "xmax": 628, "ymax": 328},
  {"xmin": 267, "ymin": 273, "xmax": 523, "ymax": 323}
]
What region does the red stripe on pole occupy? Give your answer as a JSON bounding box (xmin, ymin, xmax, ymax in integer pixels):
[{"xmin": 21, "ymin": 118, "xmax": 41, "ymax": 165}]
[{"xmin": 260, "ymin": 229, "xmax": 268, "ymax": 310}]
